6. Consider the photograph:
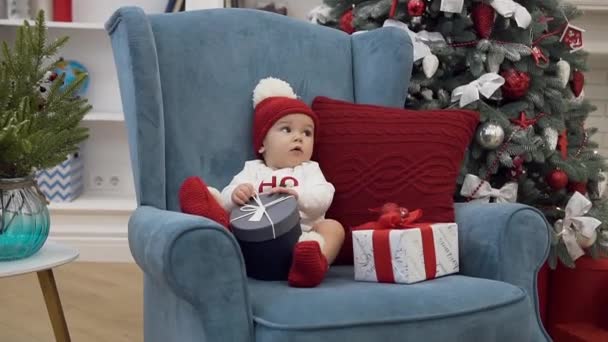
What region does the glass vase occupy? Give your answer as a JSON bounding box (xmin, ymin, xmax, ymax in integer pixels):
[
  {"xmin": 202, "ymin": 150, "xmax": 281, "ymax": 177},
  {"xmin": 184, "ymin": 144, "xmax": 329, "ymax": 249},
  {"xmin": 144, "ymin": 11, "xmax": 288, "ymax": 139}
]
[{"xmin": 0, "ymin": 175, "xmax": 50, "ymax": 261}]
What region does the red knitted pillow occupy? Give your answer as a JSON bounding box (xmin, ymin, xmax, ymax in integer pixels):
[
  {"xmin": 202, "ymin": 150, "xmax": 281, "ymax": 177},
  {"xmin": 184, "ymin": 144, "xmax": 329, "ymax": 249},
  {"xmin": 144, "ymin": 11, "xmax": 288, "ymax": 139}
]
[{"xmin": 311, "ymin": 96, "xmax": 479, "ymax": 265}]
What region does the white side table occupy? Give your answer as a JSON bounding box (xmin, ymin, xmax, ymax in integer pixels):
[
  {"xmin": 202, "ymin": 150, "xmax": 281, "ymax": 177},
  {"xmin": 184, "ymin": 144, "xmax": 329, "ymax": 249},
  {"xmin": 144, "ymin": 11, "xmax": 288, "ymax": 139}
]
[{"xmin": 0, "ymin": 241, "xmax": 79, "ymax": 342}]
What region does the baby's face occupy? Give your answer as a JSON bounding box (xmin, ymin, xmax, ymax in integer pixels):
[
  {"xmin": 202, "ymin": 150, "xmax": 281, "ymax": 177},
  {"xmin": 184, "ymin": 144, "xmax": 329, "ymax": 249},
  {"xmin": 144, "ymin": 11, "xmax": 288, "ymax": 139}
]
[{"xmin": 260, "ymin": 113, "xmax": 314, "ymax": 169}]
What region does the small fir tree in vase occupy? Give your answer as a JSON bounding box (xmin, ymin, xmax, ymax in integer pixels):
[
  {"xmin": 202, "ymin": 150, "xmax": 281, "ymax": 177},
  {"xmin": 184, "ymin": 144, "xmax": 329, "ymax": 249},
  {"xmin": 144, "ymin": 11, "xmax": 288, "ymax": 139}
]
[{"xmin": 0, "ymin": 11, "xmax": 91, "ymax": 261}]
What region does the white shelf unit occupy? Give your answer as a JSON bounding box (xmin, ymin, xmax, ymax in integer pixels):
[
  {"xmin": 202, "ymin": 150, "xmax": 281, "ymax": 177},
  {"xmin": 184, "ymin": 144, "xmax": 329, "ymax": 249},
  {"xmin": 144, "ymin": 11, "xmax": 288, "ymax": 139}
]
[
  {"xmin": 49, "ymin": 193, "xmax": 137, "ymax": 214},
  {"xmin": 0, "ymin": 0, "xmax": 171, "ymax": 262},
  {"xmin": 0, "ymin": 19, "xmax": 104, "ymax": 29},
  {"xmin": 83, "ymin": 111, "xmax": 125, "ymax": 122}
]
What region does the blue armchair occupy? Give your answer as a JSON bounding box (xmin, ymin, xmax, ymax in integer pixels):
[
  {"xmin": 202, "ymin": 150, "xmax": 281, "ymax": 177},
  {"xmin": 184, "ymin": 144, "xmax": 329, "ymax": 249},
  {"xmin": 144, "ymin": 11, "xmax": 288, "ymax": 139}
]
[{"xmin": 106, "ymin": 7, "xmax": 552, "ymax": 342}]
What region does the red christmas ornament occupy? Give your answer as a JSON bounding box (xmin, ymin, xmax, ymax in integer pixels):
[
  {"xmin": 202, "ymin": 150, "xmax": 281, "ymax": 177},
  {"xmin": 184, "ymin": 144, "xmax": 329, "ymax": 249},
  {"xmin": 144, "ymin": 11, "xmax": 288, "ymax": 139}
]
[
  {"xmin": 472, "ymin": 2, "xmax": 495, "ymax": 39},
  {"xmin": 407, "ymin": 0, "xmax": 426, "ymax": 17},
  {"xmin": 510, "ymin": 155, "xmax": 525, "ymax": 179},
  {"xmin": 500, "ymin": 69, "xmax": 531, "ymax": 100},
  {"xmin": 546, "ymin": 170, "xmax": 569, "ymax": 190},
  {"xmin": 339, "ymin": 8, "xmax": 355, "ymax": 34},
  {"xmin": 568, "ymin": 181, "xmax": 588, "ymax": 195},
  {"xmin": 560, "ymin": 23, "xmax": 585, "ymax": 52},
  {"xmin": 558, "ymin": 130, "xmax": 568, "ymax": 160},
  {"xmin": 571, "ymin": 70, "xmax": 585, "ymax": 98}
]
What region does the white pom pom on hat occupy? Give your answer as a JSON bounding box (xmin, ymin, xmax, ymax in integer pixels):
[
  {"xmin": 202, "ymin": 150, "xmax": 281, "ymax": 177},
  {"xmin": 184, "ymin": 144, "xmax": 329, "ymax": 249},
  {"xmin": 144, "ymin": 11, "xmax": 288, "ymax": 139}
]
[{"xmin": 252, "ymin": 77, "xmax": 297, "ymax": 108}]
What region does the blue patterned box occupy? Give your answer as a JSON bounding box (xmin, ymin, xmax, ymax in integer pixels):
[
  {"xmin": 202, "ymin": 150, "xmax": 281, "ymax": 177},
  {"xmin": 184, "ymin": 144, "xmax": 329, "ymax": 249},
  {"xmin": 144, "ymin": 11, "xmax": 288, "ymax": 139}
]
[{"xmin": 35, "ymin": 152, "xmax": 84, "ymax": 202}]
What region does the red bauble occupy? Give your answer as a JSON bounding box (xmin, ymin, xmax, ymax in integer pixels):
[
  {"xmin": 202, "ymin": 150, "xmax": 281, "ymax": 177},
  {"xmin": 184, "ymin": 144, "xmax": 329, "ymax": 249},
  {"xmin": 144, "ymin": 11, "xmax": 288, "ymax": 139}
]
[
  {"xmin": 500, "ymin": 69, "xmax": 531, "ymax": 100},
  {"xmin": 568, "ymin": 181, "xmax": 588, "ymax": 195},
  {"xmin": 571, "ymin": 70, "xmax": 585, "ymax": 97},
  {"xmin": 472, "ymin": 2, "xmax": 495, "ymax": 39},
  {"xmin": 339, "ymin": 9, "xmax": 355, "ymax": 34},
  {"xmin": 407, "ymin": 0, "xmax": 426, "ymax": 17},
  {"xmin": 546, "ymin": 170, "xmax": 569, "ymax": 190}
]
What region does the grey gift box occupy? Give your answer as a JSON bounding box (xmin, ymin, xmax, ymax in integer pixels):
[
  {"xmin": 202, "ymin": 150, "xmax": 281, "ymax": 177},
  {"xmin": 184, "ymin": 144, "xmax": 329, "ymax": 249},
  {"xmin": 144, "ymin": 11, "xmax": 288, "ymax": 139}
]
[{"xmin": 230, "ymin": 193, "xmax": 301, "ymax": 280}]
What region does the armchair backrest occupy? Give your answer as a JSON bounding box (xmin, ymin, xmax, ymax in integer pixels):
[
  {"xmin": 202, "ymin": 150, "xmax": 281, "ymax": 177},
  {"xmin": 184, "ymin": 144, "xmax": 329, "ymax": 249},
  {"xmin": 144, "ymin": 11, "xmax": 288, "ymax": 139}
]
[{"xmin": 106, "ymin": 7, "xmax": 413, "ymax": 210}]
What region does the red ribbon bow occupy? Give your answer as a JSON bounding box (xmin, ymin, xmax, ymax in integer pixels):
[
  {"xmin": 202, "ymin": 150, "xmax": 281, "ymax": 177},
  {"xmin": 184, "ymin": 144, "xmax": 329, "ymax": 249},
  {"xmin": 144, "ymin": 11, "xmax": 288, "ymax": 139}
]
[{"xmin": 356, "ymin": 205, "xmax": 437, "ymax": 283}]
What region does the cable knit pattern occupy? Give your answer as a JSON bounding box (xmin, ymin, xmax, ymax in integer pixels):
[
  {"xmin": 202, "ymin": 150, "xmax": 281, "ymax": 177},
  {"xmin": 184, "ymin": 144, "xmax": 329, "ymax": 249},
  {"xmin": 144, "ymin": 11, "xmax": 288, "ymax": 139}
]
[{"xmin": 311, "ymin": 96, "xmax": 480, "ymax": 264}]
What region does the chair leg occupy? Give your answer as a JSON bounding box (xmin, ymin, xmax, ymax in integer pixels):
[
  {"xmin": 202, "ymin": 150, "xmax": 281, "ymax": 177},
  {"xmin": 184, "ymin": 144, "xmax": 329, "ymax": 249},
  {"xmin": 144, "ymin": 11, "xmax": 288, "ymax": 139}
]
[{"xmin": 37, "ymin": 269, "xmax": 71, "ymax": 342}]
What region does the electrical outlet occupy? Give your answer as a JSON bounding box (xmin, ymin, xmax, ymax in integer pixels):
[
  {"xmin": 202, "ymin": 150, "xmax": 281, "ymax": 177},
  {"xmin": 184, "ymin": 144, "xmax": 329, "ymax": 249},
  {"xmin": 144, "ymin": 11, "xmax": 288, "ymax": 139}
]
[
  {"xmin": 90, "ymin": 175, "xmax": 105, "ymax": 189},
  {"xmin": 90, "ymin": 174, "xmax": 122, "ymax": 192},
  {"xmin": 109, "ymin": 176, "xmax": 120, "ymax": 187}
]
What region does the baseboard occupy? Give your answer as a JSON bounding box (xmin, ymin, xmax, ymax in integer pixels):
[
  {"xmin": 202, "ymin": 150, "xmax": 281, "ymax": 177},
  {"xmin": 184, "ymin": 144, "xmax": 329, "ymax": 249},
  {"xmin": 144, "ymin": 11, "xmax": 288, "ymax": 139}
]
[
  {"xmin": 48, "ymin": 235, "xmax": 134, "ymax": 263},
  {"xmin": 48, "ymin": 211, "xmax": 134, "ymax": 263}
]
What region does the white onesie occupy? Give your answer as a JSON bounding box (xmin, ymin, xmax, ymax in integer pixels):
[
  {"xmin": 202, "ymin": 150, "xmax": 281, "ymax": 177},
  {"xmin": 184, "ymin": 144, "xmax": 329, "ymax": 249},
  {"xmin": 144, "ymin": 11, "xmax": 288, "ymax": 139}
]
[{"xmin": 221, "ymin": 160, "xmax": 335, "ymax": 232}]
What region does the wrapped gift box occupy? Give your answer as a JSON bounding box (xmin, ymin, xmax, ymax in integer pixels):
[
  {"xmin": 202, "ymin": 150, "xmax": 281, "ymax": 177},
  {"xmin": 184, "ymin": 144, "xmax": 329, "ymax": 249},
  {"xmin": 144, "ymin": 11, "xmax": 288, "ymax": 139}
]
[
  {"xmin": 35, "ymin": 152, "xmax": 84, "ymax": 202},
  {"xmin": 353, "ymin": 222, "xmax": 459, "ymax": 284},
  {"xmin": 230, "ymin": 193, "xmax": 301, "ymax": 281}
]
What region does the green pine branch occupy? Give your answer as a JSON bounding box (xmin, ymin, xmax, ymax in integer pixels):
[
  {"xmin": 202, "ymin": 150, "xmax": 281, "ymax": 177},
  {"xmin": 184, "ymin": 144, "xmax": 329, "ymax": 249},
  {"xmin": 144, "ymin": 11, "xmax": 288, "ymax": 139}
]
[{"xmin": 0, "ymin": 10, "xmax": 91, "ymax": 178}]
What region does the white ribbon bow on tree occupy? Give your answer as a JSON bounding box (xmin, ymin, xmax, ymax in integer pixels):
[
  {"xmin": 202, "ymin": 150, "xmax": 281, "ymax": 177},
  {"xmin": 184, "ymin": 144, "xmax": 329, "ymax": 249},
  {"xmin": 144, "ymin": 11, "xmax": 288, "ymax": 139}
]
[
  {"xmin": 451, "ymin": 73, "xmax": 505, "ymax": 107},
  {"xmin": 383, "ymin": 19, "xmax": 446, "ymax": 62},
  {"xmin": 460, "ymin": 174, "xmax": 518, "ymax": 203},
  {"xmin": 554, "ymin": 192, "xmax": 602, "ymax": 261},
  {"xmin": 490, "ymin": 0, "xmax": 532, "ymax": 29}
]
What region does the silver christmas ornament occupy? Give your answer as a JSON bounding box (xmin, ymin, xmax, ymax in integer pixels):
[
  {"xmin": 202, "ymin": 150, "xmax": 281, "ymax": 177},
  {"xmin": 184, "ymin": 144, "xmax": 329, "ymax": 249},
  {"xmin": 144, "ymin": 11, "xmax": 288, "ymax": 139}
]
[
  {"xmin": 556, "ymin": 60, "xmax": 571, "ymax": 88},
  {"xmin": 476, "ymin": 123, "xmax": 505, "ymax": 149},
  {"xmin": 543, "ymin": 128, "xmax": 559, "ymax": 151},
  {"xmin": 423, "ymin": 54, "xmax": 439, "ymax": 78}
]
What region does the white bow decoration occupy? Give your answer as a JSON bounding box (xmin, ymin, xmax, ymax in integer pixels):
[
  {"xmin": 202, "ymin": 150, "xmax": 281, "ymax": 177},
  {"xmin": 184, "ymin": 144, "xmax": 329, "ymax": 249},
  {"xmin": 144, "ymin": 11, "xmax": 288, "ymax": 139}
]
[
  {"xmin": 230, "ymin": 193, "xmax": 293, "ymax": 239},
  {"xmin": 460, "ymin": 174, "xmax": 518, "ymax": 204},
  {"xmin": 451, "ymin": 73, "xmax": 505, "ymax": 107},
  {"xmin": 554, "ymin": 192, "xmax": 602, "ymax": 261},
  {"xmin": 308, "ymin": 4, "xmax": 332, "ymax": 25},
  {"xmin": 490, "ymin": 0, "xmax": 532, "ymax": 29},
  {"xmin": 383, "ymin": 19, "xmax": 446, "ymax": 61}
]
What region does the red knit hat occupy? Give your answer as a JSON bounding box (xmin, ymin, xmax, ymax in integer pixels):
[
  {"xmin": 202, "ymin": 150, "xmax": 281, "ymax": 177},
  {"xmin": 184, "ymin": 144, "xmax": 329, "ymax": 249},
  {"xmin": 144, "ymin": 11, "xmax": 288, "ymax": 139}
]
[{"xmin": 252, "ymin": 77, "xmax": 319, "ymax": 154}]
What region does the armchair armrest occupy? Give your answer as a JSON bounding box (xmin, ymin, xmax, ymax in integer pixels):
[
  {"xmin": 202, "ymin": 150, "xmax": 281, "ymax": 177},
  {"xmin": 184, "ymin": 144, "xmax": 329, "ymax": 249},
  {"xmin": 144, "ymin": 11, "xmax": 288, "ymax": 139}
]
[
  {"xmin": 454, "ymin": 203, "xmax": 550, "ymax": 281},
  {"xmin": 454, "ymin": 202, "xmax": 551, "ymax": 341},
  {"xmin": 129, "ymin": 205, "xmax": 254, "ymax": 341}
]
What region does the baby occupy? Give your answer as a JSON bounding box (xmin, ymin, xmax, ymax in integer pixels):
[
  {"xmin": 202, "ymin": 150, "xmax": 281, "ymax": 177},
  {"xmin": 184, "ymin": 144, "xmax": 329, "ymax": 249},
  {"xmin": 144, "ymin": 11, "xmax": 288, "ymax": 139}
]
[{"xmin": 179, "ymin": 77, "xmax": 345, "ymax": 288}]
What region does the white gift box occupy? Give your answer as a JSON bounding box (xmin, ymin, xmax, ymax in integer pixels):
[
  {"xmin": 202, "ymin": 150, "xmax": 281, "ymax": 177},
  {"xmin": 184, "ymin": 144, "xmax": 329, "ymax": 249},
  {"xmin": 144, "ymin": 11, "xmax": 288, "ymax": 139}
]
[{"xmin": 353, "ymin": 223, "xmax": 459, "ymax": 284}]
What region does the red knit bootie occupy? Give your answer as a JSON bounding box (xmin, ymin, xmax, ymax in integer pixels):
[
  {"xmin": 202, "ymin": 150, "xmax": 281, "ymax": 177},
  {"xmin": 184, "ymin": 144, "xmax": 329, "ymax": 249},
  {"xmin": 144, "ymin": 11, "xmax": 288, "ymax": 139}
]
[
  {"xmin": 179, "ymin": 176, "xmax": 230, "ymax": 229},
  {"xmin": 288, "ymin": 241, "xmax": 328, "ymax": 288}
]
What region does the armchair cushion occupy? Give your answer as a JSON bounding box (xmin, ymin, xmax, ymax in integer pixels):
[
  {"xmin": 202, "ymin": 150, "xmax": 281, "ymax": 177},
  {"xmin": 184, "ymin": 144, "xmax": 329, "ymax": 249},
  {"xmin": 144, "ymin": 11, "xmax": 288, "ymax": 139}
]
[
  {"xmin": 248, "ymin": 266, "xmax": 531, "ymax": 342},
  {"xmin": 311, "ymin": 96, "xmax": 479, "ymax": 263}
]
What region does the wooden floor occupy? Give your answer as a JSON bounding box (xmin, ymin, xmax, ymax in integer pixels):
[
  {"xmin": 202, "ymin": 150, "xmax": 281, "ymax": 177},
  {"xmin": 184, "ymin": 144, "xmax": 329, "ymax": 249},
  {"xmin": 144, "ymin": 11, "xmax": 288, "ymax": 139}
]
[{"xmin": 0, "ymin": 262, "xmax": 143, "ymax": 342}]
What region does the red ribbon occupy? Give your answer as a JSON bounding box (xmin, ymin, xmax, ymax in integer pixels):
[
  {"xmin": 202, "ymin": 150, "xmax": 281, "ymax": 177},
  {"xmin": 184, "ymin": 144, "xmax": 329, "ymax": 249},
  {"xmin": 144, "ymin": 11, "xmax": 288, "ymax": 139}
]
[
  {"xmin": 389, "ymin": 0, "xmax": 398, "ymax": 18},
  {"xmin": 370, "ymin": 209, "xmax": 437, "ymax": 282}
]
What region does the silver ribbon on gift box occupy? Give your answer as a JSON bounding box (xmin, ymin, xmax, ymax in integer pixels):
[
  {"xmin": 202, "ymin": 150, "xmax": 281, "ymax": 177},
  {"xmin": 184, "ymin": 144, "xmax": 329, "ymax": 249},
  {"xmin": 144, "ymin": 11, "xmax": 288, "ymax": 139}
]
[{"xmin": 230, "ymin": 193, "xmax": 293, "ymax": 239}]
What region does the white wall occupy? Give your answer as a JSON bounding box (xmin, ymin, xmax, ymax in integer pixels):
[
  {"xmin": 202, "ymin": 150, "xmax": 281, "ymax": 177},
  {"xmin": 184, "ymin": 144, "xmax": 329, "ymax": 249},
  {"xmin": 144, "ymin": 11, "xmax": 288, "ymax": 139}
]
[
  {"xmin": 584, "ymin": 56, "xmax": 608, "ymax": 157},
  {"xmin": 239, "ymin": 0, "xmax": 322, "ymax": 21}
]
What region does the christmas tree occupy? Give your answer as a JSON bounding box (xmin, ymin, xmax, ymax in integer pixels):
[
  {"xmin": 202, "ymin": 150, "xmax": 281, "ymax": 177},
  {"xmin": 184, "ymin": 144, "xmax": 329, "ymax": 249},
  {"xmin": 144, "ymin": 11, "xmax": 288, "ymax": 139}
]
[
  {"xmin": 0, "ymin": 11, "xmax": 91, "ymax": 179},
  {"xmin": 312, "ymin": 0, "xmax": 608, "ymax": 268}
]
